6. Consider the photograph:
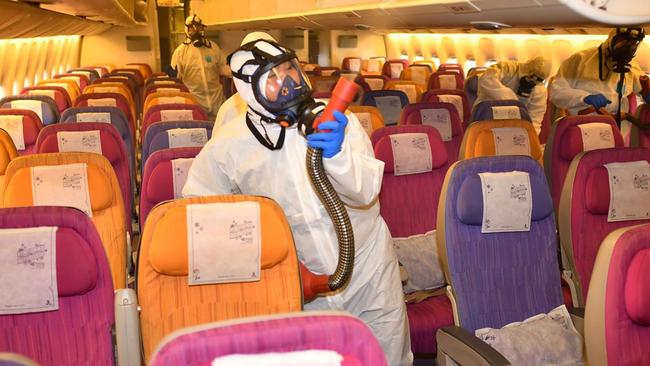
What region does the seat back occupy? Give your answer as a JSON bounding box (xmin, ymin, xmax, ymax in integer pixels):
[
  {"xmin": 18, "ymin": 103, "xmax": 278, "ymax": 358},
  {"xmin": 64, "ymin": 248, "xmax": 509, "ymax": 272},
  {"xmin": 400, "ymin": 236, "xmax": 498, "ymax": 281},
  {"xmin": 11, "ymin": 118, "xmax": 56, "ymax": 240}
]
[
  {"xmin": 149, "ymin": 312, "xmax": 386, "ymax": 366},
  {"xmin": 463, "ymin": 74, "xmax": 479, "ymax": 107},
  {"xmin": 0, "ymin": 109, "xmax": 43, "ymax": 155},
  {"xmin": 86, "ymin": 65, "xmax": 110, "ymax": 77},
  {"xmin": 143, "ymin": 104, "xmax": 208, "ymax": 136},
  {"xmin": 140, "ymin": 147, "xmax": 202, "ymax": 227},
  {"xmin": 361, "ymin": 90, "xmax": 409, "ymax": 126},
  {"xmin": 313, "ymin": 66, "xmax": 340, "ymax": 77},
  {"xmin": 144, "ymin": 92, "xmax": 197, "ymax": 114},
  {"xmin": 95, "ymin": 77, "xmax": 137, "ymax": 98},
  {"xmin": 361, "ymin": 58, "xmax": 384, "ymax": 76},
  {"xmin": 38, "ymin": 79, "xmax": 80, "ymax": 104},
  {"xmin": 382, "ymin": 59, "xmax": 410, "ymax": 80},
  {"xmin": 413, "ymin": 61, "xmax": 437, "ymax": 72},
  {"xmin": 373, "ymin": 125, "xmax": 449, "ymax": 237},
  {"xmin": 0, "ymin": 129, "xmax": 18, "ymax": 176},
  {"xmin": 75, "ymin": 93, "xmax": 135, "ymax": 133},
  {"xmin": 422, "ymin": 89, "xmax": 471, "ymax": 128},
  {"xmin": 86, "ymin": 82, "xmax": 135, "ymax": 107},
  {"xmin": 309, "ymin": 76, "xmax": 338, "ymax": 98},
  {"xmin": 439, "ymin": 156, "xmax": 561, "ymax": 332},
  {"xmin": 459, "ymin": 119, "xmax": 542, "ymax": 163},
  {"xmin": 470, "ymin": 100, "xmax": 531, "ymax": 123},
  {"xmin": 630, "ymin": 103, "xmax": 650, "ymax": 148},
  {"xmin": 145, "ymin": 77, "xmax": 184, "ymax": 89},
  {"xmin": 21, "ymin": 86, "xmax": 71, "ymax": 113},
  {"xmin": 141, "ymin": 121, "xmax": 213, "ymax": 170},
  {"xmin": 342, "ymin": 57, "xmax": 362, "ymax": 72},
  {"xmin": 428, "ymin": 71, "xmax": 464, "ymax": 90},
  {"xmin": 348, "ymin": 105, "xmax": 384, "ymax": 137},
  {"xmin": 35, "ymin": 123, "xmax": 132, "ymax": 220},
  {"xmin": 559, "ymin": 147, "xmax": 650, "ymax": 307},
  {"xmin": 53, "ymin": 73, "xmax": 90, "ymax": 92},
  {"xmin": 354, "ymin": 75, "xmax": 387, "ymax": 92},
  {"xmin": 0, "ymin": 206, "xmax": 114, "ymax": 365},
  {"xmin": 144, "ymin": 84, "xmax": 190, "ymax": 100},
  {"xmin": 543, "ymin": 115, "xmax": 623, "ymax": 210},
  {"xmin": 137, "ymin": 195, "xmax": 303, "ymax": 362},
  {"xmin": 111, "ymin": 68, "xmax": 145, "ymax": 87},
  {"xmin": 67, "ymin": 68, "xmax": 100, "ymax": 83},
  {"xmin": 126, "ymin": 63, "xmax": 153, "ymax": 79},
  {"xmin": 384, "ymin": 80, "xmax": 424, "ymax": 104},
  {"xmin": 0, "ymin": 96, "xmax": 59, "ymax": 125},
  {"xmin": 400, "ymin": 65, "xmax": 432, "ymax": 89},
  {"xmin": 3, "ymin": 152, "xmax": 127, "ymax": 288},
  {"xmin": 437, "ymin": 64, "xmax": 464, "ymax": 80},
  {"xmin": 399, "ymin": 102, "xmax": 463, "ymax": 163},
  {"xmin": 585, "ymin": 223, "xmax": 650, "ymax": 366}
]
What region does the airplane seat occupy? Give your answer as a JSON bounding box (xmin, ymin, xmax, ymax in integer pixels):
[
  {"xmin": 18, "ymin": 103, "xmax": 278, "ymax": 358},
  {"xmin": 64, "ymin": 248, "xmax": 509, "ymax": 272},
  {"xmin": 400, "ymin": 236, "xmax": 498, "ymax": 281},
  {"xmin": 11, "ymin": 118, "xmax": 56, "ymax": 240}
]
[
  {"xmin": 354, "ymin": 75, "xmax": 387, "ymax": 92},
  {"xmin": 74, "ymin": 93, "xmax": 135, "ymax": 139},
  {"xmin": 144, "ymin": 83, "xmax": 190, "ymax": 100},
  {"xmin": 3, "ymin": 152, "xmax": 128, "ymax": 288},
  {"xmin": 382, "ymin": 59, "xmax": 410, "ymax": 80},
  {"xmin": 38, "ymin": 79, "xmax": 80, "ymax": 104},
  {"xmin": 145, "ymin": 77, "xmax": 184, "ymax": 89},
  {"xmin": 35, "ymin": 123, "xmax": 132, "ymax": 223},
  {"xmin": 359, "ymin": 58, "xmax": 383, "ymax": 76},
  {"xmin": 558, "ymin": 147, "xmax": 650, "ymax": 308},
  {"xmin": 84, "ymin": 83, "xmax": 136, "ymax": 121},
  {"xmin": 136, "ymin": 195, "xmax": 303, "ymax": 362},
  {"xmin": 94, "ymin": 77, "xmax": 138, "ymax": 99},
  {"xmin": 436, "ymin": 155, "xmax": 582, "ymax": 365},
  {"xmin": 585, "ymin": 223, "xmax": 650, "ymax": 366},
  {"xmin": 313, "ymin": 66, "xmax": 340, "ymax": 77},
  {"xmin": 458, "ymin": 119, "xmax": 543, "ymax": 164},
  {"xmin": 463, "ymin": 74, "xmax": 479, "ymax": 107},
  {"xmin": 67, "ymin": 67, "xmax": 101, "ymax": 83},
  {"xmin": 466, "ymin": 67, "xmax": 487, "ymax": 78},
  {"xmin": 400, "ymin": 66, "xmax": 432, "ymax": 89},
  {"xmin": 143, "ymin": 104, "xmax": 208, "ymax": 137},
  {"xmin": 384, "ymin": 80, "xmax": 424, "ymax": 104},
  {"xmin": 413, "ymin": 60, "xmax": 437, "ymax": 73},
  {"xmin": 373, "ymin": 124, "xmax": 454, "ymax": 354},
  {"xmin": 0, "ymin": 129, "xmax": 19, "ymax": 202},
  {"xmin": 149, "ymin": 312, "xmax": 386, "ymax": 366},
  {"xmin": 421, "ymin": 89, "xmax": 470, "ymax": 129},
  {"xmin": 141, "ymin": 121, "xmax": 213, "ymax": 172},
  {"xmin": 21, "ymin": 86, "xmax": 71, "ymax": 113},
  {"xmin": 0, "ymin": 109, "xmax": 43, "ymax": 155},
  {"xmin": 0, "ymin": 96, "xmax": 59, "ymax": 126},
  {"xmin": 470, "ymin": 99, "xmax": 531, "ymax": 123},
  {"xmin": 87, "ymin": 65, "xmax": 110, "ymax": 77},
  {"xmin": 53, "ymin": 73, "xmax": 90, "ymax": 92},
  {"xmin": 341, "ymin": 57, "xmax": 362, "ymax": 72},
  {"xmin": 140, "ymin": 147, "xmax": 202, "ymax": 228},
  {"xmin": 399, "ymin": 102, "xmax": 463, "ymax": 164},
  {"xmin": 428, "ymin": 71, "xmax": 464, "ymax": 91},
  {"xmin": 543, "ymin": 115, "xmax": 623, "ymax": 210},
  {"xmin": 111, "ymin": 68, "xmax": 145, "ymax": 88},
  {"xmin": 0, "ymin": 353, "xmax": 39, "ymax": 366},
  {"xmin": 629, "ymin": 103, "xmax": 650, "ymax": 148},
  {"xmin": 0, "ymin": 206, "xmax": 115, "ymax": 365},
  {"xmin": 348, "ymin": 105, "xmax": 384, "ymax": 137},
  {"xmin": 126, "ymin": 63, "xmax": 153, "ymax": 80},
  {"xmin": 309, "ymin": 75, "xmax": 339, "ymax": 99},
  {"xmin": 361, "ymin": 90, "xmax": 409, "ymax": 126},
  {"xmin": 143, "ymin": 92, "xmax": 198, "ymax": 115},
  {"xmin": 437, "ymin": 64, "xmax": 465, "ymax": 81}
]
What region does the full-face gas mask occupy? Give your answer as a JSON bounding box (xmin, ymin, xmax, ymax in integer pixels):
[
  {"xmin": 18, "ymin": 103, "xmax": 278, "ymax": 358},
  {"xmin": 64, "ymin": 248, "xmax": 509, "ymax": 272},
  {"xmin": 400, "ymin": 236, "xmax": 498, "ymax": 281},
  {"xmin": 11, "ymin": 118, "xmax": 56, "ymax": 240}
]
[
  {"xmin": 608, "ymin": 27, "xmax": 645, "ymax": 73},
  {"xmin": 184, "ymin": 15, "xmax": 211, "ymax": 48},
  {"xmin": 516, "ymin": 56, "xmax": 550, "ymax": 98},
  {"xmin": 229, "ymin": 39, "xmax": 325, "ymax": 149}
]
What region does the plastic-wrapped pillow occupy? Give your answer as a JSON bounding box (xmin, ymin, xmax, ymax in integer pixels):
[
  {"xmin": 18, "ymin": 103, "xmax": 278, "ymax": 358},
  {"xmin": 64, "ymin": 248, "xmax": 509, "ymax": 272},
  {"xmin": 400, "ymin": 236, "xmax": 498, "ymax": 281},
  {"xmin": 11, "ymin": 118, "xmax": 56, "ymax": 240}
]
[
  {"xmin": 392, "ymin": 230, "xmax": 445, "ymax": 293},
  {"xmin": 475, "ymin": 305, "xmax": 584, "ymax": 365}
]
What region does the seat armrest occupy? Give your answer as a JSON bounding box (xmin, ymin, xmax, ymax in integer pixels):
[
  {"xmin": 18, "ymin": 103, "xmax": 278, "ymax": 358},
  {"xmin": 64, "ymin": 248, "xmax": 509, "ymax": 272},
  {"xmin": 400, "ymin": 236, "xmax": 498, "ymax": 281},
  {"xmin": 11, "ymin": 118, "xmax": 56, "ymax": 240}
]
[
  {"xmin": 569, "ymin": 307, "xmax": 585, "ymax": 337},
  {"xmin": 437, "ymin": 326, "xmax": 511, "ymax": 366},
  {"xmin": 115, "ymin": 288, "xmax": 141, "ymax": 366}
]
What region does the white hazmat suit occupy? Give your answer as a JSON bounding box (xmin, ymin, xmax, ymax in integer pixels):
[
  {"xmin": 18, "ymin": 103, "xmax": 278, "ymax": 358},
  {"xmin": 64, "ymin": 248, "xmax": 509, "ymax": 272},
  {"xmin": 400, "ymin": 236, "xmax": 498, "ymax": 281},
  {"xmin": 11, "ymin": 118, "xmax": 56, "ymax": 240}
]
[
  {"xmin": 474, "ymin": 56, "xmax": 551, "ymax": 135},
  {"xmin": 550, "ymin": 29, "xmax": 646, "ymax": 116},
  {"xmin": 171, "ymin": 40, "xmax": 229, "ymax": 119},
  {"xmin": 183, "ymin": 36, "xmax": 413, "ymax": 366}
]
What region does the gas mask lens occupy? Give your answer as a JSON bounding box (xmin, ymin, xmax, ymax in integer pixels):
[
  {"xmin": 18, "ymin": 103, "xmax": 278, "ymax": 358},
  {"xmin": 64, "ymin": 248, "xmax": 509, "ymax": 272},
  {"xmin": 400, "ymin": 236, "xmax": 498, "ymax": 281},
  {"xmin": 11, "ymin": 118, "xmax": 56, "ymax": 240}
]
[{"xmin": 257, "ymin": 59, "xmax": 312, "ymax": 111}]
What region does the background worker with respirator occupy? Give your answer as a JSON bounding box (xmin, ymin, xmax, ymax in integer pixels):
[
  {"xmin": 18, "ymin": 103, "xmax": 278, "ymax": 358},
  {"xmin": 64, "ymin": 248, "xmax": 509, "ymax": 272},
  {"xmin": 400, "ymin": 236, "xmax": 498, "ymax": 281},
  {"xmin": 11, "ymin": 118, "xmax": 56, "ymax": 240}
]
[
  {"xmin": 474, "ymin": 56, "xmax": 552, "ymax": 135},
  {"xmin": 551, "ymin": 27, "xmax": 650, "ymax": 126},
  {"xmin": 182, "ymin": 33, "xmax": 413, "ymax": 366},
  {"xmin": 170, "ymin": 15, "xmax": 230, "ymax": 119}
]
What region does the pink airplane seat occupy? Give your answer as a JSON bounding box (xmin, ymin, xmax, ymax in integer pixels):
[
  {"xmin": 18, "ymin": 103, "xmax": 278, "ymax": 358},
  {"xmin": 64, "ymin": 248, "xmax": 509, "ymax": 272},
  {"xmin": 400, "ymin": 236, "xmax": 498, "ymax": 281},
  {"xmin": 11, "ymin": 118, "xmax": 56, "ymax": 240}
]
[
  {"xmin": 428, "ymin": 71, "xmax": 464, "ymax": 91},
  {"xmin": 21, "ymin": 86, "xmax": 71, "ymax": 113},
  {"xmin": 0, "ymin": 109, "xmax": 43, "ymax": 155},
  {"xmin": 421, "ymin": 89, "xmax": 471, "ymax": 129},
  {"xmin": 382, "ymin": 59, "xmax": 410, "ymax": 80}
]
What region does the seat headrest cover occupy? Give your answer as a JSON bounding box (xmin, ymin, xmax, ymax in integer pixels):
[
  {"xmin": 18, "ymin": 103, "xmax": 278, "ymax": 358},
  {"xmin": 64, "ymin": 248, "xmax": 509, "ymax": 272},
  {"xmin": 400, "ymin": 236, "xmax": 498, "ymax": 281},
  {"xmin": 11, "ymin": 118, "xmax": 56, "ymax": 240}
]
[
  {"xmin": 149, "ymin": 203, "xmax": 290, "ymax": 275},
  {"xmin": 456, "ymin": 173, "xmax": 553, "ymax": 225},
  {"xmin": 560, "ymin": 124, "xmax": 621, "ymax": 161},
  {"xmin": 625, "ymin": 248, "xmax": 650, "ymax": 325},
  {"xmin": 4, "ymin": 164, "xmax": 114, "ymax": 212},
  {"xmin": 374, "ymin": 130, "xmax": 448, "ymax": 173}
]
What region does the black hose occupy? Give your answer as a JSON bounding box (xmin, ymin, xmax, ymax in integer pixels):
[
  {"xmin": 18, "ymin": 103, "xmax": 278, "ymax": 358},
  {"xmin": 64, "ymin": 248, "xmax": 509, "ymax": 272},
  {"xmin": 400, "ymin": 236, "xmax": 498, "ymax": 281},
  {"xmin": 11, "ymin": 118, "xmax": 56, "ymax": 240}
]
[{"xmin": 305, "ymin": 146, "xmax": 355, "ymax": 291}]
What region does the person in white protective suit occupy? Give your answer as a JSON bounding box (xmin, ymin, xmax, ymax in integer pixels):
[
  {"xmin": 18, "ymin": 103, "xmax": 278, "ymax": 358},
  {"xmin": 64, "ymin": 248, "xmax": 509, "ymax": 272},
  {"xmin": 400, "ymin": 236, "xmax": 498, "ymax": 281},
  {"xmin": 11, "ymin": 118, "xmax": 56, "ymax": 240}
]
[
  {"xmin": 551, "ymin": 28, "xmax": 649, "ymax": 117},
  {"xmin": 474, "ymin": 56, "xmax": 552, "ymax": 135},
  {"xmin": 170, "ymin": 15, "xmax": 230, "ymax": 119},
  {"xmin": 182, "ymin": 35, "xmax": 413, "ymax": 366}
]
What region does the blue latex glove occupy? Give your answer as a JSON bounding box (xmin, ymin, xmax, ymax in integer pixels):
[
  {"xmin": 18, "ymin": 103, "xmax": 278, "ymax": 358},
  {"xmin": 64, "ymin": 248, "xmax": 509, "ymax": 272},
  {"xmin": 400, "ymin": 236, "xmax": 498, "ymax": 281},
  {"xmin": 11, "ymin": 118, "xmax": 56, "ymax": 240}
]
[
  {"xmin": 584, "ymin": 94, "xmax": 611, "ymax": 109},
  {"xmin": 307, "ymin": 111, "xmax": 348, "ymax": 158},
  {"xmin": 644, "ymin": 92, "xmax": 650, "ymax": 104}
]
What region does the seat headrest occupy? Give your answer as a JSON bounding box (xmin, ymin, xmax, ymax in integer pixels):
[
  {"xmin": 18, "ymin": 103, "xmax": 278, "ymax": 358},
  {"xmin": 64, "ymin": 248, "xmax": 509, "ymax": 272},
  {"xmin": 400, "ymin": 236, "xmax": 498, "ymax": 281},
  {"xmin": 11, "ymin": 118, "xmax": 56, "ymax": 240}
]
[
  {"xmin": 374, "ymin": 130, "xmax": 448, "ymax": 173},
  {"xmin": 625, "ymin": 248, "xmax": 650, "ymax": 325},
  {"xmin": 585, "ymin": 166, "xmax": 611, "ymax": 214},
  {"xmin": 474, "ymin": 124, "xmax": 541, "ymax": 160},
  {"xmin": 146, "ymin": 161, "xmax": 173, "ymax": 202},
  {"xmin": 56, "ymin": 227, "xmax": 98, "ymax": 296},
  {"xmin": 39, "ymin": 129, "xmax": 122, "ymax": 164},
  {"xmin": 456, "ymin": 173, "xmax": 553, "ymax": 225},
  {"xmin": 560, "ymin": 124, "xmax": 622, "ymax": 161},
  {"xmin": 4, "ymin": 164, "xmax": 114, "ymax": 212},
  {"xmin": 148, "ymin": 201, "xmax": 291, "ymax": 276}
]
